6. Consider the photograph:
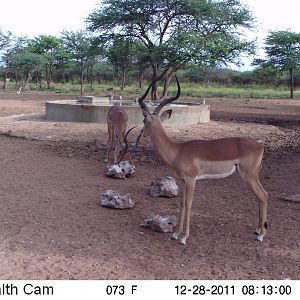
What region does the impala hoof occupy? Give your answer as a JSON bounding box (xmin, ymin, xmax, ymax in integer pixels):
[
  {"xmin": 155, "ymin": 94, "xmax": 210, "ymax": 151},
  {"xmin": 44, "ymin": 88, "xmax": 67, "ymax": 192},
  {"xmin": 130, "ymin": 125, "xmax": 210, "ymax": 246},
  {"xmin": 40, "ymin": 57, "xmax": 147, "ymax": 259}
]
[
  {"xmin": 256, "ymin": 235, "xmax": 264, "ymax": 242},
  {"xmin": 179, "ymin": 239, "xmax": 187, "ymax": 246},
  {"xmin": 171, "ymin": 233, "xmax": 179, "ymax": 240}
]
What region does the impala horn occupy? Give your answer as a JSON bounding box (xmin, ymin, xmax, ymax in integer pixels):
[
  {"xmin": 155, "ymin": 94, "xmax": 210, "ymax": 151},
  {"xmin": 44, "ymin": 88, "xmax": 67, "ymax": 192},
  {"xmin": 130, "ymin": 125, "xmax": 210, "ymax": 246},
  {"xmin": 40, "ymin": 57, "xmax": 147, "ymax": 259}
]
[
  {"xmin": 124, "ymin": 125, "xmax": 138, "ymax": 152},
  {"xmin": 152, "ymin": 75, "xmax": 180, "ymax": 115},
  {"xmin": 134, "ymin": 130, "xmax": 143, "ymax": 148},
  {"xmin": 137, "ymin": 69, "xmax": 168, "ymax": 113}
]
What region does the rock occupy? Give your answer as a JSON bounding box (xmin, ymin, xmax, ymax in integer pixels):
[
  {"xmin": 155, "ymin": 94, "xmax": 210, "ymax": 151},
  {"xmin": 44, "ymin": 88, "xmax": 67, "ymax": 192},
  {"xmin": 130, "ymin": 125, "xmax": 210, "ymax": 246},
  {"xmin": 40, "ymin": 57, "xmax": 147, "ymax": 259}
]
[
  {"xmin": 279, "ymin": 194, "xmax": 300, "ymax": 203},
  {"xmin": 149, "ymin": 176, "xmax": 179, "ymax": 197},
  {"xmin": 105, "ymin": 164, "xmax": 125, "ymax": 179},
  {"xmin": 119, "ymin": 160, "xmax": 135, "ymax": 176},
  {"xmin": 140, "ymin": 214, "xmax": 177, "ymax": 233},
  {"xmin": 105, "ymin": 161, "xmax": 135, "ymax": 179},
  {"xmin": 101, "ymin": 190, "xmax": 135, "ymax": 209}
]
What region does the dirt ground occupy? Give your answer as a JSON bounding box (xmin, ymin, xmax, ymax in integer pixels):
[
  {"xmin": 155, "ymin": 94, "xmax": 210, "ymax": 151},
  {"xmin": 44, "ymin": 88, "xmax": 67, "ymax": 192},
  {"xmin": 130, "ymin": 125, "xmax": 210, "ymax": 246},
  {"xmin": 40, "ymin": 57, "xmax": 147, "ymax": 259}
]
[{"xmin": 0, "ymin": 91, "xmax": 299, "ymax": 280}]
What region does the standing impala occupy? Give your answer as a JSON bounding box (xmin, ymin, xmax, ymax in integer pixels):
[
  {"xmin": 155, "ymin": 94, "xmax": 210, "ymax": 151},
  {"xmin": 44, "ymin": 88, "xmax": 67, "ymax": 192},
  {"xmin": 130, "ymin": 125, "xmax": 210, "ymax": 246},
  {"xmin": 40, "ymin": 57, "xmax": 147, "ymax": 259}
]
[
  {"xmin": 106, "ymin": 105, "xmax": 136, "ymax": 165},
  {"xmin": 137, "ymin": 76, "xmax": 268, "ymax": 245}
]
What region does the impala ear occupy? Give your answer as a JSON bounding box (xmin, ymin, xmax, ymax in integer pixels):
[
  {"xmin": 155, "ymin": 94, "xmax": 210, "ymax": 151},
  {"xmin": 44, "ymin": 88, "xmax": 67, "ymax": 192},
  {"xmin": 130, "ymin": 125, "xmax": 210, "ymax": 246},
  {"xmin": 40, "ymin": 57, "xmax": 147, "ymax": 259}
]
[{"xmin": 159, "ymin": 109, "xmax": 172, "ymax": 122}]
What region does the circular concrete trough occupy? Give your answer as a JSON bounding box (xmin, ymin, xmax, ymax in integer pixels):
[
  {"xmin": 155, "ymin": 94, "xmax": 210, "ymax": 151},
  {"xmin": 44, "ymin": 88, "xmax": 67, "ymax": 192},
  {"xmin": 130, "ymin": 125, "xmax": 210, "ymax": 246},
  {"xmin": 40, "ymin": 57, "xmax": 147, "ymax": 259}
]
[{"xmin": 45, "ymin": 99, "xmax": 210, "ymax": 125}]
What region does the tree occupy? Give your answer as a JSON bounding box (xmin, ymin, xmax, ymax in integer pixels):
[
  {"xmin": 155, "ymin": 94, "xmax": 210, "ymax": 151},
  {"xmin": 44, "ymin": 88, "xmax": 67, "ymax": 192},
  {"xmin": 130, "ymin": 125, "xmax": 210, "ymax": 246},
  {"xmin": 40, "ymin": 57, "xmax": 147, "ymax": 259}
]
[
  {"xmin": 254, "ymin": 30, "xmax": 300, "ymax": 98},
  {"xmin": 107, "ymin": 38, "xmax": 137, "ymax": 90},
  {"xmin": 1, "ymin": 36, "xmax": 28, "ymax": 90},
  {"xmin": 87, "ymin": 0, "xmax": 256, "ymax": 99},
  {"xmin": 62, "ymin": 30, "xmax": 98, "ymax": 95},
  {"xmin": 28, "ymin": 35, "xmax": 65, "ymax": 89},
  {"xmin": 0, "ymin": 29, "xmax": 13, "ymax": 89},
  {"xmin": 0, "ymin": 29, "xmax": 12, "ymax": 51},
  {"xmin": 11, "ymin": 52, "xmax": 46, "ymax": 89}
]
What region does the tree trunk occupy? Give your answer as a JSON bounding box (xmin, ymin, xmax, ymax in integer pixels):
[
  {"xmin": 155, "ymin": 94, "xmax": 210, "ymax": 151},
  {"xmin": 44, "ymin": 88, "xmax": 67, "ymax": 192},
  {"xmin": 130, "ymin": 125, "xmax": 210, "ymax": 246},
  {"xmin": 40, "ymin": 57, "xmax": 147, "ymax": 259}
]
[
  {"xmin": 80, "ymin": 59, "xmax": 84, "ymax": 95},
  {"xmin": 38, "ymin": 72, "xmax": 42, "ymax": 89},
  {"xmin": 161, "ymin": 69, "xmax": 177, "ymax": 100},
  {"xmin": 151, "ymin": 65, "xmax": 159, "ymax": 101},
  {"xmin": 63, "ymin": 69, "xmax": 66, "ymax": 85},
  {"xmin": 15, "ymin": 71, "xmax": 19, "ymax": 88},
  {"xmin": 289, "ymin": 68, "xmax": 294, "ymax": 99},
  {"xmin": 90, "ymin": 63, "xmax": 93, "ymax": 90},
  {"xmin": 121, "ymin": 67, "xmax": 126, "ymax": 91},
  {"xmin": 138, "ymin": 69, "xmax": 144, "ymax": 89},
  {"xmin": 2, "ymin": 67, "xmax": 8, "ymax": 90}
]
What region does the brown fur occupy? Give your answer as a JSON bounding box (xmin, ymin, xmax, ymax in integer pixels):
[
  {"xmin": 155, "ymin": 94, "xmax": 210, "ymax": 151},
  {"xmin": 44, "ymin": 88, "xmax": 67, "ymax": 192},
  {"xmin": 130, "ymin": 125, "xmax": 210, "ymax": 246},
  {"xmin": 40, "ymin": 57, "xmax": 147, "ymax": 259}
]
[
  {"xmin": 106, "ymin": 106, "xmax": 134, "ymax": 165},
  {"xmin": 141, "ymin": 109, "xmax": 268, "ymax": 245}
]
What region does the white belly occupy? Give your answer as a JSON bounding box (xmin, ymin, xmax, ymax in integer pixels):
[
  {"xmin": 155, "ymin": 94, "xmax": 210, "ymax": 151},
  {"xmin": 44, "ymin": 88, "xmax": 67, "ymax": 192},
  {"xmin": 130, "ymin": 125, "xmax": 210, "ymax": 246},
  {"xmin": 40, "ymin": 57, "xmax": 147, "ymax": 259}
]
[{"xmin": 196, "ymin": 165, "xmax": 236, "ymax": 180}]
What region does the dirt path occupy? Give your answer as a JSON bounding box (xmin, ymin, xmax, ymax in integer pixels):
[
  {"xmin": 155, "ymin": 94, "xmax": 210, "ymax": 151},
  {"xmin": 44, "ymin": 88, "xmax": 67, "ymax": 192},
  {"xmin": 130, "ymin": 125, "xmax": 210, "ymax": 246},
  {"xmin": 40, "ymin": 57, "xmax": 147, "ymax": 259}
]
[{"xmin": 0, "ymin": 93, "xmax": 299, "ymax": 279}]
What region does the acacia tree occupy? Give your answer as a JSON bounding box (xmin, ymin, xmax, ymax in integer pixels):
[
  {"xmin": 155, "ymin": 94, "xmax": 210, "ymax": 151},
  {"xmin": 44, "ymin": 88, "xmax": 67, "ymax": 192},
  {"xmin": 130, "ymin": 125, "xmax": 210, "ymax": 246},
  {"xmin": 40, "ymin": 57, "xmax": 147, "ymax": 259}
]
[
  {"xmin": 107, "ymin": 38, "xmax": 138, "ymax": 90},
  {"xmin": 254, "ymin": 30, "xmax": 300, "ymax": 98},
  {"xmin": 28, "ymin": 35, "xmax": 65, "ymax": 89},
  {"xmin": 0, "ymin": 29, "xmax": 12, "ymax": 51},
  {"xmin": 62, "ymin": 30, "xmax": 98, "ymax": 94},
  {"xmin": 11, "ymin": 52, "xmax": 46, "ymax": 89},
  {"xmin": 1, "ymin": 36, "xmax": 28, "ymax": 89},
  {"xmin": 87, "ymin": 0, "xmax": 256, "ymax": 99},
  {"xmin": 0, "ymin": 29, "xmax": 13, "ymax": 89}
]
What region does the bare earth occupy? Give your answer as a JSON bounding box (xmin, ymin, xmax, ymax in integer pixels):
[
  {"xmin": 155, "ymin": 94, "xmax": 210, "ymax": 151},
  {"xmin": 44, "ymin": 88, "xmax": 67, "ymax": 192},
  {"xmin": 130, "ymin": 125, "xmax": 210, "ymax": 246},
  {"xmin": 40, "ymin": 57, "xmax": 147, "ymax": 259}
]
[{"xmin": 0, "ymin": 92, "xmax": 299, "ymax": 280}]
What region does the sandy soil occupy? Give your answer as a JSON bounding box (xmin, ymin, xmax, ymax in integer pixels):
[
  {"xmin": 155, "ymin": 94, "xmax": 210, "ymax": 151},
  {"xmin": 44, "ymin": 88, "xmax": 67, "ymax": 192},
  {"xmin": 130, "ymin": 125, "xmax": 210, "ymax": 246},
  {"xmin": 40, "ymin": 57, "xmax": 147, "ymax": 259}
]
[{"xmin": 0, "ymin": 91, "xmax": 299, "ymax": 280}]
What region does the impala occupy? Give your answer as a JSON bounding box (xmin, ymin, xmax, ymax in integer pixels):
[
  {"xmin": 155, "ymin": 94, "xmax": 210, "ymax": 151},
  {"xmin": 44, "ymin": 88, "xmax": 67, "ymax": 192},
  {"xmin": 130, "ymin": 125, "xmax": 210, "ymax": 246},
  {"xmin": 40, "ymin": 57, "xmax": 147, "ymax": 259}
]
[
  {"xmin": 137, "ymin": 76, "xmax": 268, "ymax": 245},
  {"xmin": 106, "ymin": 105, "xmax": 136, "ymax": 165}
]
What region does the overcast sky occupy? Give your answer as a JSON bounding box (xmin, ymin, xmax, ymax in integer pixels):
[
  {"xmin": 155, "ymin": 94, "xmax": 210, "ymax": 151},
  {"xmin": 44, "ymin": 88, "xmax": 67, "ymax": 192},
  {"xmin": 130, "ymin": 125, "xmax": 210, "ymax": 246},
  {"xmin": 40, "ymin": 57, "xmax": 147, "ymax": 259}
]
[{"xmin": 1, "ymin": 0, "xmax": 299, "ymax": 69}]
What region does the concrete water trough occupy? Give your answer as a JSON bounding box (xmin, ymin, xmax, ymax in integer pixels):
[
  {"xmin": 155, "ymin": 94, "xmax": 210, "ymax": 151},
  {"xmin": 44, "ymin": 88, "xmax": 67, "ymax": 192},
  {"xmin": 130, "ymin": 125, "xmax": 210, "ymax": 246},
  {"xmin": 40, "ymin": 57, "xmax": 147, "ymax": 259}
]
[{"xmin": 45, "ymin": 96, "xmax": 210, "ymax": 125}]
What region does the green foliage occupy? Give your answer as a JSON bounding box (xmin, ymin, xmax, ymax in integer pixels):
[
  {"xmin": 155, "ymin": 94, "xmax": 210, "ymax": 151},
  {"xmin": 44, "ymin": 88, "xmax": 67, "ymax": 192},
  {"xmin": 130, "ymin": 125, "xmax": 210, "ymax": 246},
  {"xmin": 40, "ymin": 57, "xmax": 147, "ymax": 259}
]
[
  {"xmin": 0, "ymin": 29, "xmax": 13, "ymax": 51},
  {"xmin": 107, "ymin": 38, "xmax": 138, "ymax": 89},
  {"xmin": 253, "ymin": 30, "xmax": 300, "ymax": 98},
  {"xmin": 2, "ymin": 3, "xmax": 300, "ymax": 98},
  {"xmin": 10, "ymin": 51, "xmax": 46, "ymax": 88},
  {"xmin": 264, "ymin": 31, "xmax": 300, "ymax": 71},
  {"xmin": 87, "ymin": 0, "xmax": 256, "ymax": 97},
  {"xmin": 61, "ymin": 30, "xmax": 100, "ymax": 94},
  {"xmin": 27, "ymin": 35, "xmax": 66, "ymax": 88}
]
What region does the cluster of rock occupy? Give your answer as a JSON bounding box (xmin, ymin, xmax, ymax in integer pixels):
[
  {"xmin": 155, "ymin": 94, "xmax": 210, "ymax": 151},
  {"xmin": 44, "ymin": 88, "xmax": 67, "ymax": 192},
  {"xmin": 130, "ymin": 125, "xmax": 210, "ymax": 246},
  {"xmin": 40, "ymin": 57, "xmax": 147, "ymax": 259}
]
[{"xmin": 101, "ymin": 173, "xmax": 179, "ymax": 233}]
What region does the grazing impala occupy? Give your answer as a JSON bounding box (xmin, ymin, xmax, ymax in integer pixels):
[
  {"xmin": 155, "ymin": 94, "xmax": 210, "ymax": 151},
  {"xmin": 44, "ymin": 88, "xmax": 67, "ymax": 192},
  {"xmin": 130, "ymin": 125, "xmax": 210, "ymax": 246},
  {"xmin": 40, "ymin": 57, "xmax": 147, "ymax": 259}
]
[
  {"xmin": 106, "ymin": 105, "xmax": 136, "ymax": 165},
  {"xmin": 137, "ymin": 76, "xmax": 268, "ymax": 245}
]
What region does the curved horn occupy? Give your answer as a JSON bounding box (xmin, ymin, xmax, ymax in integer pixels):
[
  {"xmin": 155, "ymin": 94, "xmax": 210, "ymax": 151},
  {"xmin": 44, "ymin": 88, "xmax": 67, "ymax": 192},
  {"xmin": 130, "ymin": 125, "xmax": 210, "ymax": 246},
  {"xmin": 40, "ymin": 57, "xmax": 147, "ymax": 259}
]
[
  {"xmin": 152, "ymin": 75, "xmax": 180, "ymax": 115},
  {"xmin": 124, "ymin": 125, "xmax": 138, "ymax": 151},
  {"xmin": 134, "ymin": 129, "xmax": 144, "ymax": 148},
  {"xmin": 137, "ymin": 69, "xmax": 169, "ymax": 113},
  {"xmin": 137, "ymin": 82, "xmax": 152, "ymax": 114}
]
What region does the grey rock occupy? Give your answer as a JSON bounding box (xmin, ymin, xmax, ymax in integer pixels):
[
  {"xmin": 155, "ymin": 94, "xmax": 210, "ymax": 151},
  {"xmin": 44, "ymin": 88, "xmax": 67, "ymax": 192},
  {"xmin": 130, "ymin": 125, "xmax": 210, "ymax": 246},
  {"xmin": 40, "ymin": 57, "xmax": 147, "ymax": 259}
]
[
  {"xmin": 105, "ymin": 160, "xmax": 135, "ymax": 179},
  {"xmin": 101, "ymin": 190, "xmax": 135, "ymax": 209},
  {"xmin": 149, "ymin": 176, "xmax": 179, "ymax": 197},
  {"xmin": 279, "ymin": 194, "xmax": 300, "ymax": 203},
  {"xmin": 140, "ymin": 214, "xmax": 177, "ymax": 233}
]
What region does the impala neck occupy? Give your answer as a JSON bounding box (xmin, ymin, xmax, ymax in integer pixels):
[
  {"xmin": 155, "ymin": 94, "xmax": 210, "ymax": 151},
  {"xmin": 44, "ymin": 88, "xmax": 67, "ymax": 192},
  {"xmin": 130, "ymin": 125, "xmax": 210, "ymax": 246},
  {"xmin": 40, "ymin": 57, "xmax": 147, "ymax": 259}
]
[{"xmin": 149, "ymin": 123, "xmax": 179, "ymax": 167}]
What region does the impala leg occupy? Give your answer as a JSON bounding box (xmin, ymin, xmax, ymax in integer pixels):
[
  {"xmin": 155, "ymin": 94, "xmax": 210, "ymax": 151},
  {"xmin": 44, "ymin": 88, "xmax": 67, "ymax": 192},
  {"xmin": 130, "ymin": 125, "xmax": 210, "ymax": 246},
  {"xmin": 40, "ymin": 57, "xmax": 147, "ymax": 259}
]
[
  {"xmin": 106, "ymin": 127, "xmax": 114, "ymax": 165},
  {"xmin": 252, "ymin": 179, "xmax": 268, "ymax": 241},
  {"xmin": 172, "ymin": 179, "xmax": 186, "ymax": 241},
  {"xmin": 239, "ymin": 168, "xmax": 268, "ymax": 242},
  {"xmin": 127, "ymin": 151, "xmax": 135, "ymax": 166},
  {"xmin": 179, "ymin": 177, "xmax": 196, "ymax": 245}
]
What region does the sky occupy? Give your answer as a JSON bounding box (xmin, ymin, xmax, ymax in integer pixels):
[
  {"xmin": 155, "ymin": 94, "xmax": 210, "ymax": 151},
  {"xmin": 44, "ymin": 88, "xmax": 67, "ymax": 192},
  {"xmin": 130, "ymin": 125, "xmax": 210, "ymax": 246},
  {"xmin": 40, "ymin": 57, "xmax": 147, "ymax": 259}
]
[
  {"xmin": 0, "ymin": 0, "xmax": 99, "ymax": 37},
  {"xmin": 0, "ymin": 0, "xmax": 299, "ymax": 69}
]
